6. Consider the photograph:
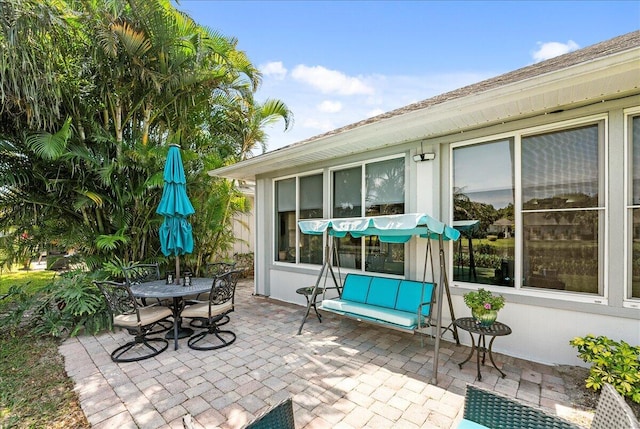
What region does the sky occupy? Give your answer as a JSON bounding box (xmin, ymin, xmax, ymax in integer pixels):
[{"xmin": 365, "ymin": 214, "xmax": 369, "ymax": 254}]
[{"xmin": 176, "ymin": 1, "xmax": 640, "ymax": 153}]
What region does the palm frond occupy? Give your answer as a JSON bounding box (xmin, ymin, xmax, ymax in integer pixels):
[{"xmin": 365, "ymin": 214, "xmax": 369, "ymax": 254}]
[{"xmin": 25, "ymin": 117, "xmax": 72, "ymax": 160}]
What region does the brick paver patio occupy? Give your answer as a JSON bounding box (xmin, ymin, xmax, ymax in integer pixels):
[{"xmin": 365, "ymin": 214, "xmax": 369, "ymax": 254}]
[{"xmin": 60, "ymin": 279, "xmax": 593, "ymax": 428}]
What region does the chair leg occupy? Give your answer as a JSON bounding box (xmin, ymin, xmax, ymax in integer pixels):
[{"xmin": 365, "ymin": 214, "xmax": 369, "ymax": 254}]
[
  {"xmin": 111, "ymin": 336, "xmax": 169, "ymax": 363},
  {"xmin": 187, "ymin": 325, "xmax": 236, "ymax": 351}
]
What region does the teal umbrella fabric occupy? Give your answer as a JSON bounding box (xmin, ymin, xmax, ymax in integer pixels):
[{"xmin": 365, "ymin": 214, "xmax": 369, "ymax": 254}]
[{"xmin": 157, "ymin": 144, "xmax": 194, "ymax": 282}]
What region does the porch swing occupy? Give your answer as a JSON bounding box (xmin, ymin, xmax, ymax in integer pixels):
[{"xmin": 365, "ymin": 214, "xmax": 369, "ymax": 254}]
[{"xmin": 297, "ymin": 213, "xmax": 461, "ymax": 384}]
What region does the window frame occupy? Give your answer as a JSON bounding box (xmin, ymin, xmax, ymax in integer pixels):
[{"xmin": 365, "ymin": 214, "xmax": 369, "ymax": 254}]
[
  {"xmin": 624, "ymin": 107, "xmax": 640, "ymax": 308},
  {"xmin": 273, "ymin": 170, "xmax": 325, "ymax": 266},
  {"xmin": 329, "ymin": 154, "xmax": 407, "ymax": 275},
  {"xmin": 450, "ymin": 114, "xmax": 609, "ymax": 304}
]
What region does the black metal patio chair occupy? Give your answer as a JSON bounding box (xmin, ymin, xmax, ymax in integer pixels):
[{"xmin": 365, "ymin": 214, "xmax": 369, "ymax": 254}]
[
  {"xmin": 93, "ymin": 280, "xmax": 173, "ymax": 363},
  {"xmin": 188, "ymin": 261, "xmax": 237, "ymax": 327},
  {"xmin": 121, "ymin": 263, "xmax": 173, "ymax": 332},
  {"xmin": 181, "ymin": 270, "xmax": 241, "ymax": 350}
]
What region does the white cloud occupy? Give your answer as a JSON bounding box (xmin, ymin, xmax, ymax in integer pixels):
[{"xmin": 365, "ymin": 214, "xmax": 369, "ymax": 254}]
[
  {"xmin": 317, "ymin": 100, "xmax": 342, "ymax": 113},
  {"xmin": 255, "ymin": 69, "xmax": 496, "ymax": 153},
  {"xmin": 291, "ymin": 65, "xmax": 374, "ymax": 95},
  {"xmin": 532, "ymin": 40, "xmax": 580, "ymax": 62},
  {"xmin": 260, "ymin": 61, "xmax": 287, "ymax": 79}
]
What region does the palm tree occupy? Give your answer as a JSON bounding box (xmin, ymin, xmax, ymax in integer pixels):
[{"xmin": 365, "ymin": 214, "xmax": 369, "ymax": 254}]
[{"xmin": 0, "ymin": 0, "xmax": 289, "ymax": 269}]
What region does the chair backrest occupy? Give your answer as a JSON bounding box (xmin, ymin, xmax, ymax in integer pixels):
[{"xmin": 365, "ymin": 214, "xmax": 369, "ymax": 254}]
[
  {"xmin": 203, "ymin": 261, "xmax": 236, "ymax": 278},
  {"xmin": 243, "ymin": 397, "xmax": 295, "ymax": 429},
  {"xmin": 590, "ymin": 383, "xmax": 639, "ymax": 429},
  {"xmin": 122, "ymin": 263, "xmax": 160, "ymax": 285},
  {"xmin": 463, "ymin": 384, "xmax": 580, "ymax": 429},
  {"xmin": 209, "ymin": 269, "xmax": 242, "ymax": 306},
  {"xmin": 93, "ymin": 280, "xmax": 139, "ymax": 322}
]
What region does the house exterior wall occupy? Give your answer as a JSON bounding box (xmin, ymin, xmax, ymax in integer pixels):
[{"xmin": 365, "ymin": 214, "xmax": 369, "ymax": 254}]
[{"xmin": 253, "ymin": 96, "xmax": 640, "ymax": 367}]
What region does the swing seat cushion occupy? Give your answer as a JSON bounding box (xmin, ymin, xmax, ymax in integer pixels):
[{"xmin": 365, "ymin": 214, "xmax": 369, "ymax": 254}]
[
  {"xmin": 320, "ymin": 273, "xmax": 435, "ymax": 330},
  {"xmin": 321, "ymin": 299, "xmax": 421, "ymax": 328}
]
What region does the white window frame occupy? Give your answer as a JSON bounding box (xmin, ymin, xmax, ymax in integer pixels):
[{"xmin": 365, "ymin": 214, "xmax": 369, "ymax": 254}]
[
  {"xmin": 329, "ymin": 154, "xmax": 407, "ymax": 275},
  {"xmin": 273, "ymin": 170, "xmax": 325, "ymax": 266},
  {"xmin": 624, "ymin": 107, "xmax": 640, "ymax": 309},
  {"xmin": 450, "ymin": 114, "xmax": 608, "ymax": 304}
]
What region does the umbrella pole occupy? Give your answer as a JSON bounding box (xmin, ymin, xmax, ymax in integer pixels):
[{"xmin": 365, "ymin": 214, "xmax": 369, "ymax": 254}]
[{"xmin": 175, "ymin": 255, "xmax": 181, "ymax": 285}]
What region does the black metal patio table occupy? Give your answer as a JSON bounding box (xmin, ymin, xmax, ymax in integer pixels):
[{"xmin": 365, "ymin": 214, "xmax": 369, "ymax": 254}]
[
  {"xmin": 130, "ymin": 278, "xmax": 213, "ymax": 351},
  {"xmin": 454, "ymin": 317, "xmax": 512, "ymax": 381}
]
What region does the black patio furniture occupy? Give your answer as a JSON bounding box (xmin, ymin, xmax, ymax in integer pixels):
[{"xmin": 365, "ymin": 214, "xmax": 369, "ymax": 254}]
[
  {"xmin": 203, "ymin": 261, "xmax": 237, "ymax": 277},
  {"xmin": 188, "ymin": 261, "xmax": 237, "ymax": 326},
  {"xmin": 181, "ymin": 270, "xmax": 241, "ymax": 350},
  {"xmin": 122, "ymin": 263, "xmax": 162, "ymax": 283},
  {"xmin": 296, "ymin": 286, "xmax": 324, "ymax": 322},
  {"xmin": 128, "ymin": 278, "xmax": 213, "ymax": 350},
  {"xmin": 121, "ymin": 262, "xmax": 173, "ymax": 331},
  {"xmin": 454, "ymin": 317, "xmax": 512, "ymax": 381},
  {"xmin": 93, "ymin": 280, "xmax": 173, "ymax": 363},
  {"xmin": 243, "ymin": 397, "xmax": 295, "ymax": 429}
]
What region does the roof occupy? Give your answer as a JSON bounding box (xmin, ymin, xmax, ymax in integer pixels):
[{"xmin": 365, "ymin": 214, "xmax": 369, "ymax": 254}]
[{"xmin": 211, "ymin": 31, "xmax": 640, "ymax": 181}]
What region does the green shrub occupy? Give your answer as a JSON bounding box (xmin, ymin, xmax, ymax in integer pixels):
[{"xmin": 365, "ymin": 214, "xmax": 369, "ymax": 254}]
[
  {"xmin": 0, "ymin": 270, "xmax": 111, "ymax": 337},
  {"xmin": 570, "ymin": 334, "xmax": 640, "ymax": 403}
]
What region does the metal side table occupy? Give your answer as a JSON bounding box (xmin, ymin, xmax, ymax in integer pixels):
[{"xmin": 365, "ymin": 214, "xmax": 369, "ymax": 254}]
[
  {"xmin": 296, "ymin": 287, "xmax": 324, "ymax": 323},
  {"xmin": 454, "ymin": 317, "xmax": 512, "ymax": 381}
]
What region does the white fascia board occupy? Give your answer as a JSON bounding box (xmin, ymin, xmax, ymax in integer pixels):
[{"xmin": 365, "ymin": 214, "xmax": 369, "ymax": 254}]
[{"xmin": 210, "ymin": 48, "xmax": 640, "ymax": 182}]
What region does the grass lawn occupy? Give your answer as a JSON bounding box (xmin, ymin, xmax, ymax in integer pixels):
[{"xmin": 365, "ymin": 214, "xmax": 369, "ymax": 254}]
[
  {"xmin": 0, "ymin": 267, "xmax": 55, "ymax": 296},
  {"xmin": 0, "ymin": 269, "xmax": 89, "ymax": 428}
]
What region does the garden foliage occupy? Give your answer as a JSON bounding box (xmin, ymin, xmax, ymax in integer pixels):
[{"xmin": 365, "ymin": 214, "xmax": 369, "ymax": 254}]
[{"xmin": 570, "ymin": 334, "xmax": 640, "ymax": 403}]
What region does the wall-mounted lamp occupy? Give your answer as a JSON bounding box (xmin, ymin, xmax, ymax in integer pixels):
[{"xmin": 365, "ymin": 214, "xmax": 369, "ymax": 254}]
[{"xmin": 413, "ymin": 152, "xmax": 436, "ymax": 162}]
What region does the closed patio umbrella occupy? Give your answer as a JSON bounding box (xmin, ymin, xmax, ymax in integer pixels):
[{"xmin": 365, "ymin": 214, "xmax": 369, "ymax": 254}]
[{"xmin": 157, "ymin": 144, "xmax": 194, "ymax": 284}]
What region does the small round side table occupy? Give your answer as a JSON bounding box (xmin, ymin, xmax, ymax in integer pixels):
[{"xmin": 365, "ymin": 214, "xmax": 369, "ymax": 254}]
[
  {"xmin": 296, "ymin": 286, "xmax": 324, "ymax": 322},
  {"xmin": 454, "ymin": 317, "xmax": 512, "ymax": 381}
]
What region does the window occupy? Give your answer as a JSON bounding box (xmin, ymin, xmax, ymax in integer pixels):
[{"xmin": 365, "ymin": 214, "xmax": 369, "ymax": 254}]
[
  {"xmin": 452, "ymin": 121, "xmax": 605, "ymax": 295},
  {"xmin": 276, "ymin": 178, "xmax": 295, "ymax": 263},
  {"xmin": 522, "ymin": 124, "xmax": 604, "ymax": 295},
  {"xmin": 275, "ymin": 174, "xmax": 324, "ymax": 264},
  {"xmin": 299, "ymin": 175, "xmax": 323, "ymax": 264},
  {"xmin": 453, "ymin": 139, "xmax": 515, "ymax": 286},
  {"xmin": 628, "ymin": 114, "xmax": 640, "ymax": 299},
  {"xmin": 332, "ymin": 157, "xmax": 405, "ymax": 275}
]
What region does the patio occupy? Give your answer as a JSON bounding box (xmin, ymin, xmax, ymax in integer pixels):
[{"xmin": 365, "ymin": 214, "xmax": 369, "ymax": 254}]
[{"xmin": 59, "ymin": 278, "xmax": 593, "ymax": 429}]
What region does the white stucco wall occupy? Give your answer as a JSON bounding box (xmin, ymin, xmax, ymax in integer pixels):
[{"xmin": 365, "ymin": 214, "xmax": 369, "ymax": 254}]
[{"xmin": 250, "ymin": 89, "xmax": 640, "ymax": 367}]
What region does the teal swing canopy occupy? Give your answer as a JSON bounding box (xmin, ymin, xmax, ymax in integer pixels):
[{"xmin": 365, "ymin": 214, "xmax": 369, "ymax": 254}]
[{"xmin": 298, "ymin": 213, "xmax": 460, "ymax": 243}]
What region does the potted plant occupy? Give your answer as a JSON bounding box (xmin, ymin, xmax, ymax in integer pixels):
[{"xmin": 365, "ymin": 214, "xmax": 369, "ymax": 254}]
[{"xmin": 463, "ymin": 288, "xmax": 505, "ymax": 327}]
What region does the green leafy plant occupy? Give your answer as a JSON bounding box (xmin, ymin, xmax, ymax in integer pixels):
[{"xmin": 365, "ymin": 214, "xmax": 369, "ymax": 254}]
[
  {"xmin": 570, "ymin": 334, "xmax": 640, "ymax": 403},
  {"xmin": 463, "ymin": 288, "xmax": 505, "ymax": 314},
  {"xmin": 0, "ymin": 270, "xmax": 111, "ymax": 337}
]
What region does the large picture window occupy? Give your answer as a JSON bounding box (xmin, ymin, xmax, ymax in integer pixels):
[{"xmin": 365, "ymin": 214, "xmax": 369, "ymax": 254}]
[
  {"xmin": 628, "ymin": 115, "xmax": 640, "ymax": 299},
  {"xmin": 522, "ymin": 124, "xmax": 603, "ymax": 295},
  {"xmin": 452, "ymin": 121, "xmax": 605, "ymax": 295},
  {"xmin": 333, "ymin": 157, "xmax": 405, "ymax": 275},
  {"xmin": 275, "ymin": 174, "xmax": 323, "ymax": 264},
  {"xmin": 453, "ymin": 139, "xmax": 515, "ymax": 286}
]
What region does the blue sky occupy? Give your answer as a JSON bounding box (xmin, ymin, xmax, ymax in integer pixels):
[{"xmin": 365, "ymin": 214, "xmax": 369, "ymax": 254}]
[{"xmin": 177, "ymin": 1, "xmax": 640, "ymax": 153}]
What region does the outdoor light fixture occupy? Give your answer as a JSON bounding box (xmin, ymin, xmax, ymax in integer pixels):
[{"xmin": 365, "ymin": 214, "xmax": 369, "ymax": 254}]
[
  {"xmin": 414, "ymin": 141, "xmax": 436, "ymax": 162},
  {"xmin": 413, "ymin": 152, "xmax": 436, "ymax": 162}
]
